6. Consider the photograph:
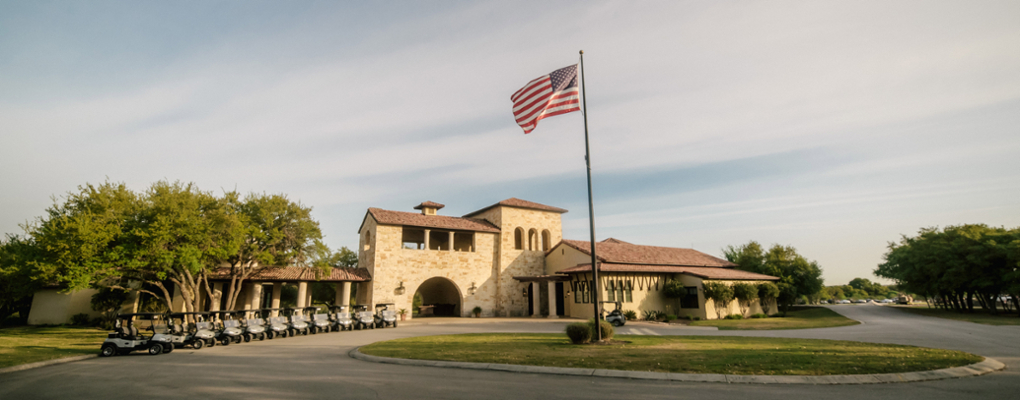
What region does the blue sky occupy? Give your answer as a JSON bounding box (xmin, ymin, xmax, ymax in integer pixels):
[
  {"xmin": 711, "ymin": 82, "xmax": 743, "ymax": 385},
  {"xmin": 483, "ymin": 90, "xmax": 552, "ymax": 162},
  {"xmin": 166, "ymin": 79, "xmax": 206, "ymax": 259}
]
[{"xmin": 2, "ymin": 1, "xmax": 1018, "ymax": 285}]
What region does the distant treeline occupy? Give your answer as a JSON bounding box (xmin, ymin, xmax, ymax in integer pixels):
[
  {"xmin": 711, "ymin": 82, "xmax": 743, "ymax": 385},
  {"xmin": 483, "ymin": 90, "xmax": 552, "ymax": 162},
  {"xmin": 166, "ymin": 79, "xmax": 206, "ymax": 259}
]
[
  {"xmin": 875, "ymin": 224, "xmax": 1020, "ymax": 315},
  {"xmin": 820, "ymin": 278, "xmax": 900, "ymax": 301}
]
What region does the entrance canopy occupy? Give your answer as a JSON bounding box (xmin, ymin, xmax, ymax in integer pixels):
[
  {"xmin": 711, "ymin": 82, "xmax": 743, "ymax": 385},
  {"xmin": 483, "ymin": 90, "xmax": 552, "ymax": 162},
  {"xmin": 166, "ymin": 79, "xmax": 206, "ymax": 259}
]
[{"xmin": 513, "ymin": 274, "xmax": 571, "ymax": 283}]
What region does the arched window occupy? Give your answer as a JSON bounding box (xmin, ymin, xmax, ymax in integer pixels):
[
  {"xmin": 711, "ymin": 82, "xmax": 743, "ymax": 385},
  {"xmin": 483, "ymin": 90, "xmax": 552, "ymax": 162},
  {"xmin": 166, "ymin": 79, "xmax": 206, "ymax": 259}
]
[
  {"xmin": 514, "ymin": 227, "xmax": 524, "ymax": 250},
  {"xmin": 528, "ymin": 229, "xmax": 537, "ymax": 251},
  {"xmin": 363, "ymin": 231, "xmax": 372, "ymax": 251},
  {"xmin": 541, "ymin": 230, "xmax": 551, "ymax": 251}
]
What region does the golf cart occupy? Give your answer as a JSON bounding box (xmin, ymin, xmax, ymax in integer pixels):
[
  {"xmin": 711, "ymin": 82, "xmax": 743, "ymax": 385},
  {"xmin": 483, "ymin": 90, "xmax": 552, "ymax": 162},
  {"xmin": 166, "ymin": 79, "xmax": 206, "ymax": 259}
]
[
  {"xmin": 99, "ymin": 313, "xmax": 174, "ymax": 357},
  {"xmin": 305, "ymin": 306, "xmax": 331, "ymax": 334},
  {"xmin": 352, "ymin": 305, "xmax": 375, "ymax": 329},
  {"xmin": 283, "ymin": 307, "xmax": 310, "ymax": 336},
  {"xmin": 373, "ymin": 303, "xmax": 398, "ymax": 328},
  {"xmin": 600, "ymin": 301, "xmax": 626, "ymax": 327},
  {"xmin": 167, "ymin": 312, "xmax": 217, "ymax": 349},
  {"xmin": 211, "ymin": 311, "xmax": 244, "ymax": 345},
  {"xmin": 241, "ymin": 310, "xmax": 267, "ymax": 341},
  {"xmin": 259, "ymin": 308, "xmax": 291, "ymax": 339},
  {"xmin": 327, "ymin": 305, "xmax": 353, "ymax": 331}
]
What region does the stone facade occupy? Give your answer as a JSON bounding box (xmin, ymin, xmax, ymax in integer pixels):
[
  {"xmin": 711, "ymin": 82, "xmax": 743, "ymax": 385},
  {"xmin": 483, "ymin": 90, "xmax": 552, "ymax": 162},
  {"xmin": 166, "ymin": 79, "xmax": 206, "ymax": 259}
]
[{"xmin": 357, "ymin": 200, "xmax": 562, "ymax": 318}]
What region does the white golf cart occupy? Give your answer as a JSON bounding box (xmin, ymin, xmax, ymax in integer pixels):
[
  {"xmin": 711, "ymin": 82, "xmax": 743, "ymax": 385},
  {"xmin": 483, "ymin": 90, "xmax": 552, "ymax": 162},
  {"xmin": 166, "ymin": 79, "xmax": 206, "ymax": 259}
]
[{"xmin": 99, "ymin": 313, "xmax": 174, "ymax": 357}]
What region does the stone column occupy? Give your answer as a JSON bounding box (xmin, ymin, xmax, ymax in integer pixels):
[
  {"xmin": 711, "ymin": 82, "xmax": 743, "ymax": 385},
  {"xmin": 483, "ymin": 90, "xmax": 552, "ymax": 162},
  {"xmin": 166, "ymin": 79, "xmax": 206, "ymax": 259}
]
[
  {"xmin": 424, "ymin": 229, "xmax": 430, "ymax": 250},
  {"xmin": 547, "ymin": 281, "xmax": 558, "ymax": 318},
  {"xmin": 334, "ymin": 283, "xmax": 344, "ymax": 306},
  {"xmin": 448, "ymin": 231, "xmax": 454, "ymax": 251},
  {"xmin": 243, "ymin": 284, "xmax": 253, "ymax": 310},
  {"xmin": 210, "ymin": 282, "xmax": 223, "ymax": 312},
  {"xmin": 531, "ymin": 282, "xmax": 541, "ymax": 318},
  {"xmin": 297, "ymin": 282, "xmax": 308, "ymax": 308},
  {"xmin": 306, "ymin": 285, "xmax": 313, "ymax": 307},
  {"xmin": 250, "ymin": 282, "xmax": 263, "ymax": 310},
  {"xmin": 271, "ymin": 283, "xmax": 282, "ymax": 316},
  {"xmin": 471, "ymin": 233, "xmax": 476, "ymax": 252},
  {"xmin": 340, "ymin": 282, "xmax": 352, "ymax": 306}
]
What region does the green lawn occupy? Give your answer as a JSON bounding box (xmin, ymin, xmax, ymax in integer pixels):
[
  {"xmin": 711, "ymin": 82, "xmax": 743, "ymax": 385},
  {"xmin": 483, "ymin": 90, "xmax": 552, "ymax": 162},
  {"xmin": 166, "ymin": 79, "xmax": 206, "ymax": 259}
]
[
  {"xmin": 687, "ymin": 307, "xmax": 859, "ymax": 330},
  {"xmin": 360, "ymin": 333, "xmax": 981, "ymax": 375},
  {"xmin": 892, "ymin": 306, "xmax": 1020, "ymax": 326},
  {"xmin": 0, "ymin": 326, "xmax": 109, "ymax": 368}
]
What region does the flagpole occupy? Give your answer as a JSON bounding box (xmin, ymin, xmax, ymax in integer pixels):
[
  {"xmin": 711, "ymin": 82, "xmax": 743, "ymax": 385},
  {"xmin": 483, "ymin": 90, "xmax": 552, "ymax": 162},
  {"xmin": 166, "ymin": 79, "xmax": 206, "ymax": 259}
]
[{"xmin": 579, "ymin": 50, "xmax": 601, "ymax": 342}]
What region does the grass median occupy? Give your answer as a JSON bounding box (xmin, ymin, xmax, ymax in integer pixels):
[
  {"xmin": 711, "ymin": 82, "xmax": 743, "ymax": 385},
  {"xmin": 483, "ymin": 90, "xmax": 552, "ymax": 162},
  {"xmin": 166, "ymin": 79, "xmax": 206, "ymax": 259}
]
[
  {"xmin": 0, "ymin": 326, "xmax": 108, "ymax": 369},
  {"xmin": 360, "ymin": 333, "xmax": 981, "ymax": 375},
  {"xmin": 686, "ymin": 307, "xmax": 859, "ymax": 330}
]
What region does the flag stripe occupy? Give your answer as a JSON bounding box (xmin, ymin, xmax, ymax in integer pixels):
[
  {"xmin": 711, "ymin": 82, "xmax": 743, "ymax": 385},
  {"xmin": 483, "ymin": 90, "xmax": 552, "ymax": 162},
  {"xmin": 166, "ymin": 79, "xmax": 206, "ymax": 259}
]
[{"xmin": 515, "ymin": 89, "xmax": 579, "ymax": 125}]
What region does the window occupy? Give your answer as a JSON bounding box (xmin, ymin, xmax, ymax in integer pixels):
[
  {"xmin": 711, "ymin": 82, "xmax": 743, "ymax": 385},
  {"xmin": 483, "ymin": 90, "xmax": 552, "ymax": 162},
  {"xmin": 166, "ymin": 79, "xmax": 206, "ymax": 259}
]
[
  {"xmin": 514, "ymin": 228, "xmax": 523, "ymax": 250},
  {"xmin": 363, "ymin": 231, "xmax": 372, "ymax": 251},
  {"xmin": 453, "ymin": 232, "xmax": 474, "ymax": 252},
  {"xmin": 428, "ymin": 230, "xmax": 449, "ymax": 250},
  {"xmin": 574, "ymin": 287, "xmax": 582, "ymax": 303},
  {"xmin": 542, "ymin": 230, "xmax": 551, "ymax": 251},
  {"xmin": 624, "ymin": 281, "xmax": 633, "ymax": 303},
  {"xmin": 606, "ymin": 281, "xmax": 615, "ymax": 302},
  {"xmin": 681, "ymin": 287, "xmax": 699, "ymax": 309},
  {"xmin": 528, "ymin": 229, "xmax": 537, "ymax": 250}
]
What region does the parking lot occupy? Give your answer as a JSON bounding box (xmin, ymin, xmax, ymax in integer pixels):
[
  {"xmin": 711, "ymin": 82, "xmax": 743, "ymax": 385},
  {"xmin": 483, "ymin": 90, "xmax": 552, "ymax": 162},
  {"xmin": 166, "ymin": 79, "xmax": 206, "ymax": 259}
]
[{"xmin": 1, "ymin": 305, "xmax": 1017, "ymax": 400}]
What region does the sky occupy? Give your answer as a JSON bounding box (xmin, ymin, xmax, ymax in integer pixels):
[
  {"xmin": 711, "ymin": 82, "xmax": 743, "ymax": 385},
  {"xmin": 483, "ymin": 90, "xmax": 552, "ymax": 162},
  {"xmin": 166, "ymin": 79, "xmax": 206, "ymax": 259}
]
[{"xmin": 1, "ymin": 1, "xmax": 1018, "ymax": 285}]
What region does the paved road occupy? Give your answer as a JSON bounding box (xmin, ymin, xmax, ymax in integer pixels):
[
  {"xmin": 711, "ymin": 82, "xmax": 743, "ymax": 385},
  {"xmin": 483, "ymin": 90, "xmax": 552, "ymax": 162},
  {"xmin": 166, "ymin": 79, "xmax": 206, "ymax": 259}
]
[{"xmin": 1, "ymin": 305, "xmax": 1016, "ymax": 399}]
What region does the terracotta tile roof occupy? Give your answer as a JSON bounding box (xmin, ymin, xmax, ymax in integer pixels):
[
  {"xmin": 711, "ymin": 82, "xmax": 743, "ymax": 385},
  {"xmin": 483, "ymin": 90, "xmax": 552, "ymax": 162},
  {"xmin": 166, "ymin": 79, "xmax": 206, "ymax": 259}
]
[
  {"xmin": 414, "ymin": 201, "xmax": 445, "ymax": 210},
  {"xmin": 559, "ymin": 263, "xmax": 779, "ymax": 281},
  {"xmin": 364, "ymin": 208, "xmax": 500, "ymax": 233},
  {"xmin": 208, "ymin": 266, "xmax": 372, "ymax": 282},
  {"xmin": 555, "ymin": 239, "xmax": 737, "ymax": 267},
  {"xmin": 601, "ymin": 238, "xmax": 631, "ymax": 244},
  {"xmin": 462, "ymin": 197, "xmax": 568, "ymax": 217}
]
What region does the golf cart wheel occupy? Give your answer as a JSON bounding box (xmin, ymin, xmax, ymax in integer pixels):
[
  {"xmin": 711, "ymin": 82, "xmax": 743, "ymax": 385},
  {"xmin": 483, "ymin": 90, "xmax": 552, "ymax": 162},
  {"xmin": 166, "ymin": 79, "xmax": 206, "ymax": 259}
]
[
  {"xmin": 220, "ymin": 337, "xmax": 230, "ymax": 346},
  {"xmin": 369, "ymin": 323, "xmax": 375, "ymax": 329},
  {"xmin": 100, "ymin": 344, "xmax": 117, "ymax": 357},
  {"xmin": 266, "ymin": 331, "xmax": 275, "ymax": 339},
  {"xmin": 207, "ymin": 339, "xmax": 215, "ymax": 347},
  {"xmin": 163, "ymin": 344, "xmax": 174, "ymax": 353},
  {"xmin": 258, "ymin": 332, "xmax": 266, "ymax": 341},
  {"xmin": 302, "ymin": 328, "xmax": 309, "ymax": 335},
  {"xmin": 244, "ymin": 334, "xmax": 252, "ymax": 343},
  {"xmin": 233, "ymin": 336, "xmax": 242, "ymax": 344},
  {"xmin": 147, "ymin": 343, "xmax": 163, "ymax": 356},
  {"xmin": 193, "ymin": 340, "xmax": 204, "ymax": 350},
  {"xmin": 611, "ymin": 320, "xmax": 622, "ymax": 327},
  {"xmin": 393, "ymin": 322, "xmax": 397, "ymax": 328},
  {"xmin": 309, "ymin": 327, "xmax": 316, "ymax": 335}
]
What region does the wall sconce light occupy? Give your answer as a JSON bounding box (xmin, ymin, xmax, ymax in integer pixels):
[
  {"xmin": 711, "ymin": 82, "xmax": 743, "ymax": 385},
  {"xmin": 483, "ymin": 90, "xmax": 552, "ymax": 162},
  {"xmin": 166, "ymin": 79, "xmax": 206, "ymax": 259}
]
[
  {"xmin": 395, "ymin": 281, "xmax": 405, "ymax": 295},
  {"xmin": 468, "ymin": 282, "xmax": 477, "ymax": 296},
  {"xmin": 522, "ymin": 287, "xmax": 528, "ymax": 297}
]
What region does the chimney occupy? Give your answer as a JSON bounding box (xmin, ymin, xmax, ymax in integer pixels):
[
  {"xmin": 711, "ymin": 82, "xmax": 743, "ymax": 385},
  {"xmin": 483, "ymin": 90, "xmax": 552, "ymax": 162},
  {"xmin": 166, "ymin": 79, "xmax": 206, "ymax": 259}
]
[{"xmin": 413, "ymin": 201, "xmax": 445, "ymax": 216}]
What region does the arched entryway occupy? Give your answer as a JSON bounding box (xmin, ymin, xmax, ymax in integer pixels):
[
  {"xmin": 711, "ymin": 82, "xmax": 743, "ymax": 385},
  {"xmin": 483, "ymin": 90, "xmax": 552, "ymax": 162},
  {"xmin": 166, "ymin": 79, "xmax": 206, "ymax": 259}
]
[{"xmin": 414, "ymin": 277, "xmax": 462, "ymax": 317}]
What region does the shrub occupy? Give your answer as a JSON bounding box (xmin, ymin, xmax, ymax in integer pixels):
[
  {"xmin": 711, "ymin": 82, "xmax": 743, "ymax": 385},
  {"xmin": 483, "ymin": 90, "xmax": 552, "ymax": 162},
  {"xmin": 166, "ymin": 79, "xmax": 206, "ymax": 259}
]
[
  {"xmin": 665, "ymin": 314, "xmax": 677, "ymax": 322},
  {"xmin": 750, "ymin": 313, "xmax": 768, "ymax": 319},
  {"xmin": 725, "ymin": 314, "xmax": 743, "ymax": 320},
  {"xmin": 589, "ymin": 318, "xmax": 614, "ymax": 341},
  {"xmin": 758, "ymin": 282, "xmax": 780, "ymax": 315},
  {"xmin": 70, "ymin": 313, "xmax": 91, "ymax": 326},
  {"xmin": 565, "ymin": 322, "xmax": 591, "ymax": 344},
  {"xmin": 691, "ymin": 316, "xmax": 701, "ymax": 321},
  {"xmin": 623, "ymin": 310, "xmax": 637, "ymax": 321},
  {"xmin": 641, "ymin": 310, "xmax": 658, "ymax": 321},
  {"xmin": 472, "ymin": 306, "xmax": 482, "ymax": 317}
]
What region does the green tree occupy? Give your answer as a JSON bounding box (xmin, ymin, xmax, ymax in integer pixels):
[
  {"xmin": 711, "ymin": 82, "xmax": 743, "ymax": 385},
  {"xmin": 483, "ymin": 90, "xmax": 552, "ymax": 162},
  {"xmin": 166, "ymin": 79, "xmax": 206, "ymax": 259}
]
[
  {"xmin": 0, "ymin": 235, "xmax": 40, "ymax": 323},
  {"xmin": 219, "ymin": 192, "xmax": 325, "ymax": 311},
  {"xmin": 702, "ymin": 282, "xmax": 734, "ymax": 319},
  {"xmin": 725, "ymin": 241, "xmax": 824, "ymax": 314},
  {"xmin": 732, "ymin": 283, "xmax": 758, "ymax": 316},
  {"xmin": 757, "ymin": 282, "xmax": 779, "ymax": 315}
]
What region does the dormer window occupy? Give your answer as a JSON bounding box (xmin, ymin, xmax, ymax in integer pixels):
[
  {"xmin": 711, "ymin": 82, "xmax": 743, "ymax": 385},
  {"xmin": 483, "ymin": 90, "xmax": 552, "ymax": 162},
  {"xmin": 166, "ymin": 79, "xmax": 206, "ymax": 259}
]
[{"xmin": 413, "ymin": 201, "xmax": 445, "ymax": 216}]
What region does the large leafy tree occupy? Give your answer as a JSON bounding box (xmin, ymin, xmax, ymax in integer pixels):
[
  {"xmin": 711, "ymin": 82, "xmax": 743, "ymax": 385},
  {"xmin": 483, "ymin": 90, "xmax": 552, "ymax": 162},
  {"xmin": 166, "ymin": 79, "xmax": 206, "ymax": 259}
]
[
  {"xmin": 218, "ymin": 192, "xmax": 325, "ymax": 311},
  {"xmin": 876, "ymin": 224, "xmax": 1019, "ymax": 314},
  {"xmin": 0, "ymin": 235, "xmax": 41, "ymax": 323},
  {"xmin": 724, "ymin": 241, "xmax": 824, "ymax": 314}
]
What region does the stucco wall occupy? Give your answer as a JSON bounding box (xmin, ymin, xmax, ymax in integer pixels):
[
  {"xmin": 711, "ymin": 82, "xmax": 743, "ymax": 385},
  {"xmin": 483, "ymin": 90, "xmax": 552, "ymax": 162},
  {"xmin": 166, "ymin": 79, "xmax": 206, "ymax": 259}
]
[
  {"xmin": 28, "ymin": 289, "xmax": 101, "ymax": 325},
  {"xmin": 702, "ymin": 280, "xmax": 777, "ymax": 319}
]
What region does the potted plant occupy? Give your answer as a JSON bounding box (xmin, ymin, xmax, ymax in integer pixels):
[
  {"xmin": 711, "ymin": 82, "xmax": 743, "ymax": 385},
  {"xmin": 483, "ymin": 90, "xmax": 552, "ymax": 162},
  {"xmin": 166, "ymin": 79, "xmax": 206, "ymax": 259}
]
[
  {"xmin": 398, "ymin": 308, "xmax": 407, "ymax": 321},
  {"xmin": 472, "ymin": 306, "xmax": 482, "ymax": 318}
]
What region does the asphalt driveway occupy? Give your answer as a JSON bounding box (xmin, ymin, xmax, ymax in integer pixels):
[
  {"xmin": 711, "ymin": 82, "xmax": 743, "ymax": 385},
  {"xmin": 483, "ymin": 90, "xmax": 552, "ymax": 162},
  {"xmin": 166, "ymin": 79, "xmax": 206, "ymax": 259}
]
[{"xmin": 0, "ymin": 305, "xmax": 1016, "ymax": 399}]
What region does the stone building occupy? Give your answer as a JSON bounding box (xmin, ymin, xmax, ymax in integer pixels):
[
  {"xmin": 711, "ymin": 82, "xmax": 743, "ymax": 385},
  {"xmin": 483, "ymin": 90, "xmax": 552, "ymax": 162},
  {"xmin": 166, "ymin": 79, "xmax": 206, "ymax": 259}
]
[{"xmin": 357, "ymin": 198, "xmax": 780, "ymax": 320}]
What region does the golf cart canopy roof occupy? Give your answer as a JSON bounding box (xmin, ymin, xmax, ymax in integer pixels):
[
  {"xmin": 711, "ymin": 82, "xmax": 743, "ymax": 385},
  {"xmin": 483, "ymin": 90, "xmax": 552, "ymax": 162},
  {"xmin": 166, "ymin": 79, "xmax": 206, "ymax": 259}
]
[{"xmin": 115, "ymin": 313, "xmax": 167, "ymax": 319}]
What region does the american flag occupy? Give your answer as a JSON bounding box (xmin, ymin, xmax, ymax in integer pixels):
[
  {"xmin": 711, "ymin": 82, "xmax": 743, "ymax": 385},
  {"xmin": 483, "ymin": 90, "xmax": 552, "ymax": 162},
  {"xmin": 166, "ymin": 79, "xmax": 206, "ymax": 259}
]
[{"xmin": 511, "ymin": 64, "xmax": 581, "ymax": 134}]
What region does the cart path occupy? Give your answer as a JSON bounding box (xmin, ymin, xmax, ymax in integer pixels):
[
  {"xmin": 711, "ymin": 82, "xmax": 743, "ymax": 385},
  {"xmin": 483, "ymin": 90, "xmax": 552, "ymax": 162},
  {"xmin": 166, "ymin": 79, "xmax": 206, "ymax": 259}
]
[{"xmin": 1, "ymin": 305, "xmax": 1017, "ymax": 400}]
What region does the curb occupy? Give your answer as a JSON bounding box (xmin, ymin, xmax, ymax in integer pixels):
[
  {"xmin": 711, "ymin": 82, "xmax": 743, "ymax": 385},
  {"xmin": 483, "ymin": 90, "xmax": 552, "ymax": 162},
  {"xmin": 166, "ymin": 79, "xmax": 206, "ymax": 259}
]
[
  {"xmin": 348, "ymin": 348, "xmax": 1005, "ymax": 385},
  {"xmin": 0, "ymin": 354, "xmax": 97, "ymax": 375}
]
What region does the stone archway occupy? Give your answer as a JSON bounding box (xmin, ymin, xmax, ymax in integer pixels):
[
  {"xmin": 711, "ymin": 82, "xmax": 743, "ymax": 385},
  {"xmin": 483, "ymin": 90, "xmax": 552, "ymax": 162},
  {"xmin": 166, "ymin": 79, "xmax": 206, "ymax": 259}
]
[{"xmin": 414, "ymin": 277, "xmax": 462, "ymax": 317}]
